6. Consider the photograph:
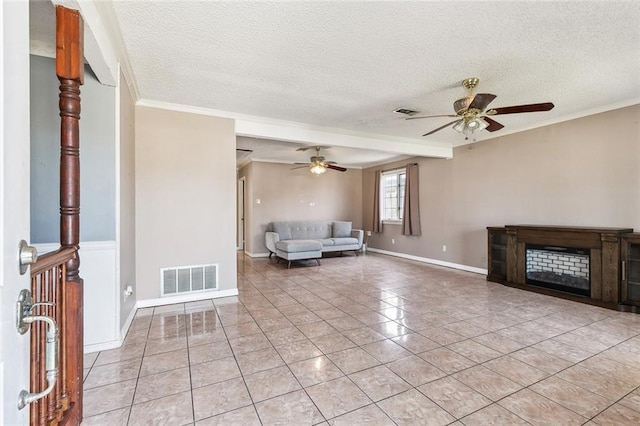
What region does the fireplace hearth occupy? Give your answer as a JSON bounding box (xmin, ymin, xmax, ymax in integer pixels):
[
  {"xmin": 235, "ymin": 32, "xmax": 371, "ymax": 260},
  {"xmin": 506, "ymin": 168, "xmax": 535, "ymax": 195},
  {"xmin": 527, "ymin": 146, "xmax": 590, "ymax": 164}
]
[{"xmin": 525, "ymin": 244, "xmax": 590, "ymax": 296}]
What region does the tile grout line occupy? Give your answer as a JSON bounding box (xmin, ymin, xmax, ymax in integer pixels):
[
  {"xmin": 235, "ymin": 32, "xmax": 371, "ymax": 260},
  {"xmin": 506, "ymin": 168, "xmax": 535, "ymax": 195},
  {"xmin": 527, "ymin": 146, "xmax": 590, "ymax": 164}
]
[
  {"xmin": 126, "ymin": 306, "xmax": 154, "ymax": 425},
  {"xmin": 84, "ymin": 253, "xmax": 640, "ymax": 424}
]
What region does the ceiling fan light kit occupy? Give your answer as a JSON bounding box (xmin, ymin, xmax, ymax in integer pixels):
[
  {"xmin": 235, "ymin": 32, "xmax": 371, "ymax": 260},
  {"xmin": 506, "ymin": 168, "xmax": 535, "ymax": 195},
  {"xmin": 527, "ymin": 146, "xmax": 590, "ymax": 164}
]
[
  {"xmin": 408, "ymin": 77, "xmax": 555, "ymax": 140},
  {"xmin": 452, "ymin": 116, "xmax": 489, "ymax": 140},
  {"xmin": 309, "ymin": 162, "xmax": 327, "ymax": 175}
]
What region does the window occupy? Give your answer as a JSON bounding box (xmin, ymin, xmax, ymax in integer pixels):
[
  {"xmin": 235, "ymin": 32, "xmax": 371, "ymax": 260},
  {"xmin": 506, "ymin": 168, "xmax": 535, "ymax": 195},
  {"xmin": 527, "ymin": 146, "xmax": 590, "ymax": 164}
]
[{"xmin": 381, "ymin": 168, "xmax": 406, "ymax": 221}]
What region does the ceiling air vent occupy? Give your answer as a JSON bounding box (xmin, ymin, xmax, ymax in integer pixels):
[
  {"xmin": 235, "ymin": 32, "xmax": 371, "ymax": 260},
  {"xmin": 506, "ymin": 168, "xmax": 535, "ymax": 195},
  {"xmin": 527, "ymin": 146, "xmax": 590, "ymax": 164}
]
[{"xmin": 393, "ymin": 108, "xmax": 419, "ymax": 116}]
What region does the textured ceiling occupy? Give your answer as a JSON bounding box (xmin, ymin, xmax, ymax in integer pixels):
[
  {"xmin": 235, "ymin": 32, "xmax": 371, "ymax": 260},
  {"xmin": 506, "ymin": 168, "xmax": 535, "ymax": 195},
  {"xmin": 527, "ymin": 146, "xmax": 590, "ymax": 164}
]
[
  {"xmin": 30, "ymin": 1, "xmax": 640, "ymax": 165},
  {"xmin": 236, "ymin": 136, "xmax": 411, "ymax": 169}
]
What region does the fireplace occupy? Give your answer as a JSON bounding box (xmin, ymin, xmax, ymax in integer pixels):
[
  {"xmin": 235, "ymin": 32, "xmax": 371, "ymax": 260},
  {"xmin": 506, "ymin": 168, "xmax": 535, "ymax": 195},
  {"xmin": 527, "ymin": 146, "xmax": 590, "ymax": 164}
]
[
  {"xmin": 525, "ymin": 244, "xmax": 590, "ymax": 297},
  {"xmin": 487, "ymin": 225, "xmax": 634, "ymax": 310}
]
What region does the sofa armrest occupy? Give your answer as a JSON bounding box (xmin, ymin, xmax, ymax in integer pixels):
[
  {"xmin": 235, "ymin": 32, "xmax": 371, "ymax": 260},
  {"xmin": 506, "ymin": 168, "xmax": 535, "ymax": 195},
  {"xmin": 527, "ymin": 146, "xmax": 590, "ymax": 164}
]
[
  {"xmin": 265, "ymin": 231, "xmax": 280, "ymax": 254},
  {"xmin": 351, "ymin": 229, "xmax": 364, "ymax": 248}
]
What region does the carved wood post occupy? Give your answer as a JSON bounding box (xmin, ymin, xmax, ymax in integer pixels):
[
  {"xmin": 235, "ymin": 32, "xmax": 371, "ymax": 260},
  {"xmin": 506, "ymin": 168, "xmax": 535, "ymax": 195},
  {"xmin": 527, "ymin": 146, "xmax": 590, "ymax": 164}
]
[
  {"xmin": 56, "ymin": 6, "xmax": 84, "ymax": 424},
  {"xmin": 601, "ymin": 233, "xmax": 621, "ymax": 303}
]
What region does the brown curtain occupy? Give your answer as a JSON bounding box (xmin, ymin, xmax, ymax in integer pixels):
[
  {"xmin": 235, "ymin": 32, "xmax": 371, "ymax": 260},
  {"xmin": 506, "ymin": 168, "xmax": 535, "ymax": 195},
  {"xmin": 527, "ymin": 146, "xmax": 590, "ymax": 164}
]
[
  {"xmin": 372, "ymin": 170, "xmax": 382, "ymax": 233},
  {"xmin": 402, "ymin": 163, "xmax": 421, "ymax": 236}
]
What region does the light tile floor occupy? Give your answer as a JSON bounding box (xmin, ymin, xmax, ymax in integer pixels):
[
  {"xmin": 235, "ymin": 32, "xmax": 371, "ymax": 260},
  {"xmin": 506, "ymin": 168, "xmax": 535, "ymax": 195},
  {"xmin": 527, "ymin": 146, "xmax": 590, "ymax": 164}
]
[{"xmin": 83, "ymin": 253, "xmax": 640, "ymax": 425}]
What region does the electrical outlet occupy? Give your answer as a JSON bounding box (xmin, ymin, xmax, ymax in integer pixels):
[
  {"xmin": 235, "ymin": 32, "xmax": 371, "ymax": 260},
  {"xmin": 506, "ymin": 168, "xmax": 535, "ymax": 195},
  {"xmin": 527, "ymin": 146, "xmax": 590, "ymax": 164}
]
[
  {"xmin": 123, "ymin": 285, "xmax": 134, "ymax": 301},
  {"xmin": 442, "ymin": 245, "xmax": 447, "ymax": 252},
  {"xmin": 391, "ymin": 238, "xmax": 395, "ymax": 244},
  {"xmin": 366, "ymin": 231, "xmax": 372, "ymax": 237}
]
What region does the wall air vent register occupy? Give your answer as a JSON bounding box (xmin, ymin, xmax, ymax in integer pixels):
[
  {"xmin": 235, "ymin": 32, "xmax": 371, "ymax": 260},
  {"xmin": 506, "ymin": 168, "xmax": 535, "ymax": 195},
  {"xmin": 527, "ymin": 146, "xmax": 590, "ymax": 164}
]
[{"xmin": 161, "ymin": 263, "xmax": 218, "ymax": 296}]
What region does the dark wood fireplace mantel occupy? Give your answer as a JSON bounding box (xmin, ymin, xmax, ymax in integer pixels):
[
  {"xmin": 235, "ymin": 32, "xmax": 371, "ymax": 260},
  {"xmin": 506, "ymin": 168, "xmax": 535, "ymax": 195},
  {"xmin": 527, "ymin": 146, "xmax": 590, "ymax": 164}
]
[{"xmin": 488, "ymin": 225, "xmax": 635, "ymax": 311}]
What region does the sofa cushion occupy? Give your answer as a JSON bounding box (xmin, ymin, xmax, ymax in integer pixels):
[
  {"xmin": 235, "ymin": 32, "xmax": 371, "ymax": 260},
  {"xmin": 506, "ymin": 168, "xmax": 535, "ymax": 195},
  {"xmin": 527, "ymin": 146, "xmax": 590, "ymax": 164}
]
[
  {"xmin": 290, "ymin": 222, "xmax": 332, "ymax": 239},
  {"xmin": 272, "ymin": 222, "xmax": 292, "ymax": 240},
  {"xmin": 332, "ymin": 221, "xmax": 352, "ymax": 238},
  {"xmin": 317, "ymin": 238, "xmax": 335, "ymax": 247},
  {"xmin": 276, "ymin": 239, "xmax": 323, "ymax": 253},
  {"xmin": 331, "ymin": 237, "xmax": 359, "ymax": 245}
]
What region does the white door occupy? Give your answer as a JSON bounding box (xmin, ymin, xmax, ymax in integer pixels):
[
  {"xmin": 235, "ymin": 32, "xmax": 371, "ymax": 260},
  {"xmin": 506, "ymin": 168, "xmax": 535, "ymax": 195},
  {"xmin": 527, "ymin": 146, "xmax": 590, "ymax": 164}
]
[{"xmin": 1, "ymin": 1, "xmax": 31, "ymax": 424}]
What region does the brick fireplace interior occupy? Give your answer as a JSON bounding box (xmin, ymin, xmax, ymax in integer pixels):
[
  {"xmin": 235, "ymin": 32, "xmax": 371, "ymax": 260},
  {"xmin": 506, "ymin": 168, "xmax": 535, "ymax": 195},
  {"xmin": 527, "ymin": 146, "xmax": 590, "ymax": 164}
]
[{"xmin": 525, "ymin": 244, "xmax": 590, "ymax": 297}]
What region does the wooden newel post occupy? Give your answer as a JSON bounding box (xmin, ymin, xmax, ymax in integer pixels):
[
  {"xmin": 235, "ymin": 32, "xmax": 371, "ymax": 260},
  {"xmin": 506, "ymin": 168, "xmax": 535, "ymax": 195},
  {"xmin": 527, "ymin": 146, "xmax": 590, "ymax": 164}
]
[{"xmin": 56, "ymin": 6, "xmax": 84, "ymax": 425}]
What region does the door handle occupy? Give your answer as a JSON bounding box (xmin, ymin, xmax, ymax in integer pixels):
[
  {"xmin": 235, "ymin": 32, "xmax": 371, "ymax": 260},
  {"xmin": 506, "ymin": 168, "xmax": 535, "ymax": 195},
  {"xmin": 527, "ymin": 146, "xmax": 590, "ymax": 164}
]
[{"xmin": 16, "ymin": 289, "xmax": 58, "ymax": 410}]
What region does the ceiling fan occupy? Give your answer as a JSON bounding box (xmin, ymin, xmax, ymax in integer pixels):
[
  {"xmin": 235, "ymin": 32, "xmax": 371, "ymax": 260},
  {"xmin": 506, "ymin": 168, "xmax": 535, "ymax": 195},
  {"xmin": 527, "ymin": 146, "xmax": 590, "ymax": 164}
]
[
  {"xmin": 407, "ymin": 77, "xmax": 555, "ymax": 140},
  {"xmin": 293, "ymin": 146, "xmax": 347, "ymax": 175}
]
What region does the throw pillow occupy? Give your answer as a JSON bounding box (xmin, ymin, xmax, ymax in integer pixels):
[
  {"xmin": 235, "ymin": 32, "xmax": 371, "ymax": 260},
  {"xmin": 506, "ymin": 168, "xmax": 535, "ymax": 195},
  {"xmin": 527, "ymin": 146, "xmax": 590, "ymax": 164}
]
[{"xmin": 333, "ymin": 221, "xmax": 352, "ymax": 238}]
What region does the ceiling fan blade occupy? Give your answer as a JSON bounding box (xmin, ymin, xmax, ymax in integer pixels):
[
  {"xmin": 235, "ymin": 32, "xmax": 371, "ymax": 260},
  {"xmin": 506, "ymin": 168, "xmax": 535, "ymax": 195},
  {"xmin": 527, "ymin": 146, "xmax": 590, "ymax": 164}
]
[
  {"xmin": 488, "ymin": 102, "xmax": 555, "ymax": 115},
  {"xmin": 290, "ymin": 165, "xmax": 309, "ymax": 170},
  {"xmin": 467, "ymin": 93, "xmax": 497, "ymax": 111},
  {"xmin": 294, "ymin": 162, "xmax": 311, "ymax": 165},
  {"xmin": 422, "ymin": 119, "xmax": 461, "ymax": 137},
  {"xmin": 406, "ymin": 114, "xmax": 458, "ymax": 121},
  {"xmin": 326, "ymin": 164, "xmax": 347, "ymax": 172},
  {"xmin": 483, "ymin": 116, "xmax": 504, "ymax": 132},
  {"xmin": 296, "ymin": 146, "xmax": 330, "ymax": 152}
]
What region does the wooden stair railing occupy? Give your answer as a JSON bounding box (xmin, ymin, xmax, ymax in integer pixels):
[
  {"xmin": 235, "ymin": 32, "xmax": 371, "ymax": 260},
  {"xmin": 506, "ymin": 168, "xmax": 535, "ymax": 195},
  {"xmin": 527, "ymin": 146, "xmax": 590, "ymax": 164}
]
[
  {"xmin": 28, "ymin": 247, "xmax": 77, "ymax": 425},
  {"xmin": 24, "ymin": 6, "xmax": 86, "ymax": 425}
]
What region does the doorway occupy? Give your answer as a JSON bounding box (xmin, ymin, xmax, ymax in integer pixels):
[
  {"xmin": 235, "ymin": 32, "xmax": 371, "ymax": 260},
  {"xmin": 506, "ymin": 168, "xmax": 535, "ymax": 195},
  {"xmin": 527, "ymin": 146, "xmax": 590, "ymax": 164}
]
[{"xmin": 237, "ymin": 176, "xmax": 246, "ymax": 251}]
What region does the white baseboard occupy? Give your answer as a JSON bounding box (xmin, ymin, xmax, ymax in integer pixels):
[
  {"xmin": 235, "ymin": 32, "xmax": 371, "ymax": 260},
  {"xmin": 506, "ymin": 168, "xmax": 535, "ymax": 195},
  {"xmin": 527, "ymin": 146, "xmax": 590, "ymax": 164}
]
[
  {"xmin": 120, "ymin": 301, "xmax": 137, "ymax": 341},
  {"xmin": 84, "ymin": 339, "xmax": 122, "ymax": 354},
  {"xmin": 136, "ymin": 288, "xmax": 240, "ymax": 308},
  {"xmin": 245, "ymin": 251, "xmax": 270, "ymax": 258},
  {"xmin": 84, "ymin": 289, "xmax": 239, "ymax": 353},
  {"xmin": 367, "ymin": 247, "xmax": 487, "ymax": 275}
]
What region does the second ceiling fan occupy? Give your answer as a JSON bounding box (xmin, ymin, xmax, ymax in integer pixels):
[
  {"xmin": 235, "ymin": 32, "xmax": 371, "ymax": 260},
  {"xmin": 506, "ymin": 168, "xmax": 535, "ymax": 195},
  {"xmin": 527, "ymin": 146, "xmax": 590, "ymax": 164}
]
[
  {"xmin": 407, "ymin": 77, "xmax": 555, "ymax": 140},
  {"xmin": 293, "ymin": 146, "xmax": 347, "ymax": 175}
]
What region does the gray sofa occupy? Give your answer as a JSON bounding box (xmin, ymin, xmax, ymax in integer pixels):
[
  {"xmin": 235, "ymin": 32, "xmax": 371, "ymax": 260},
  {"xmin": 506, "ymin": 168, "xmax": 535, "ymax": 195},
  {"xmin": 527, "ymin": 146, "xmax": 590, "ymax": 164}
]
[{"xmin": 265, "ymin": 220, "xmax": 364, "ymax": 268}]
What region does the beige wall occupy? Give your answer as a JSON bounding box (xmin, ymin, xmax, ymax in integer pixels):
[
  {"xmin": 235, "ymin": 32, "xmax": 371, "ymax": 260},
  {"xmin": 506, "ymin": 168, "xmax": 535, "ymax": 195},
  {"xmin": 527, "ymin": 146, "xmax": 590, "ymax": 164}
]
[
  {"xmin": 364, "ymin": 105, "xmax": 640, "ymax": 269},
  {"xmin": 119, "ymin": 70, "xmax": 136, "ymax": 326},
  {"xmin": 238, "ymin": 161, "xmax": 363, "ymax": 255},
  {"xmin": 135, "ymin": 106, "xmax": 237, "ymax": 300}
]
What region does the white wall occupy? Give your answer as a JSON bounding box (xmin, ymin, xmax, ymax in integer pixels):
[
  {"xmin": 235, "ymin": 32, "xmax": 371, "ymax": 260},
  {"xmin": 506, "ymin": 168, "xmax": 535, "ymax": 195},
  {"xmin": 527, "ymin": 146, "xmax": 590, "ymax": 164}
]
[
  {"xmin": 135, "ymin": 105, "xmax": 237, "ymax": 302},
  {"xmin": 118, "ymin": 68, "xmax": 137, "ymax": 332}
]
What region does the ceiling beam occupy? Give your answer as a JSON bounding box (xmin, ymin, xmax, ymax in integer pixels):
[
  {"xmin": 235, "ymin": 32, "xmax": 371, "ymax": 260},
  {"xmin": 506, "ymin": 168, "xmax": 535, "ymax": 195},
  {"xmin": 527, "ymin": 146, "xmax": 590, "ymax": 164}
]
[
  {"xmin": 138, "ymin": 98, "xmax": 453, "ymax": 159},
  {"xmin": 236, "ymin": 119, "xmax": 452, "ymax": 159}
]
